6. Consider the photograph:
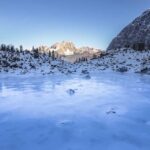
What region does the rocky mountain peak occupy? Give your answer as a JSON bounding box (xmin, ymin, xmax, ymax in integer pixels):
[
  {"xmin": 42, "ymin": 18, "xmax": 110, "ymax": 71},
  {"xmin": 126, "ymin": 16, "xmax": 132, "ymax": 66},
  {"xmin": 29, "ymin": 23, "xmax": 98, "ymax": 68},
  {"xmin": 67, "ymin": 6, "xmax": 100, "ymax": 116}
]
[
  {"xmin": 107, "ymin": 9, "xmax": 150, "ymax": 51},
  {"xmin": 38, "ymin": 41, "xmax": 101, "ymax": 57},
  {"xmin": 51, "ymin": 41, "xmax": 77, "ymax": 55},
  {"xmin": 142, "ymin": 9, "xmax": 150, "ymax": 16}
]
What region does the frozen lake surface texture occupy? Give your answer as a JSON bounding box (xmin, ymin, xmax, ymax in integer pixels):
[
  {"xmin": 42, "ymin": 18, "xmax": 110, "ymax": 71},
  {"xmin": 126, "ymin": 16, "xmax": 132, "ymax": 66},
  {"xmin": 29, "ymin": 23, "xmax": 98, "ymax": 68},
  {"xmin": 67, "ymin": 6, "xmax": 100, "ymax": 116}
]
[{"xmin": 0, "ymin": 73, "xmax": 150, "ymax": 150}]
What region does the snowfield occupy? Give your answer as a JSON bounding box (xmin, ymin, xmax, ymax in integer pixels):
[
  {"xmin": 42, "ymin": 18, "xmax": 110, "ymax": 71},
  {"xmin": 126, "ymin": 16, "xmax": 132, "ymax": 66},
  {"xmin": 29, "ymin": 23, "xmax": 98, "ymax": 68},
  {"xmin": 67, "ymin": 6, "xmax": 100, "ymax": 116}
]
[{"xmin": 0, "ymin": 73, "xmax": 150, "ymax": 150}]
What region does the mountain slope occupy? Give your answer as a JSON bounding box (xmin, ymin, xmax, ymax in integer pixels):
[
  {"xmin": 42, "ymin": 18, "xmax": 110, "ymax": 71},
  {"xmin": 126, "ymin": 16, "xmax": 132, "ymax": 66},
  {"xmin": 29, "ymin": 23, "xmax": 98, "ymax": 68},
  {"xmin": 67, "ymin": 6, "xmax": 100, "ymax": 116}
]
[{"xmin": 107, "ymin": 9, "xmax": 150, "ymax": 50}]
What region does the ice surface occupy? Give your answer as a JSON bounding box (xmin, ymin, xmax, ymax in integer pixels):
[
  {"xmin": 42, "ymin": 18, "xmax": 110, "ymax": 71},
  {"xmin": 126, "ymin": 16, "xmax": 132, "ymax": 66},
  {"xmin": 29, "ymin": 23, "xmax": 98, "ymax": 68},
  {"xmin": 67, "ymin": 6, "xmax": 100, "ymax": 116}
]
[{"xmin": 0, "ymin": 73, "xmax": 150, "ymax": 150}]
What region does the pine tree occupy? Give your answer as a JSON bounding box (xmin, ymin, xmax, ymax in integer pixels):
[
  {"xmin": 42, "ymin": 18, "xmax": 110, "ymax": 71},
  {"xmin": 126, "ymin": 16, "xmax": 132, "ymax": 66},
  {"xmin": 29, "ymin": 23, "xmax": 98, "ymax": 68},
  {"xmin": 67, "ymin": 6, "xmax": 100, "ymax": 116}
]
[
  {"xmin": 78, "ymin": 58, "xmax": 81, "ymax": 62},
  {"xmin": 6, "ymin": 45, "xmax": 10, "ymax": 51},
  {"xmin": 52, "ymin": 50, "xmax": 55, "ymax": 61},
  {"xmin": 32, "ymin": 46, "xmax": 35, "ymax": 51},
  {"xmin": 10, "ymin": 45, "xmax": 15, "ymax": 52},
  {"xmin": 33, "ymin": 48, "xmax": 39, "ymax": 59},
  {"xmin": 0, "ymin": 44, "xmax": 6, "ymax": 51},
  {"xmin": 20, "ymin": 45, "xmax": 23, "ymax": 52},
  {"xmin": 49, "ymin": 51, "xmax": 51, "ymax": 57}
]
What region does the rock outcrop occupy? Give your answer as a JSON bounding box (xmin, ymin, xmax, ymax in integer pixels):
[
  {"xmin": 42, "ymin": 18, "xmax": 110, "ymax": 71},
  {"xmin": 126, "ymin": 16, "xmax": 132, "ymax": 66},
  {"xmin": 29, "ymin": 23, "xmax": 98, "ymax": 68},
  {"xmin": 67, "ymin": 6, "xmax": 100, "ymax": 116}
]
[
  {"xmin": 50, "ymin": 41, "xmax": 77, "ymax": 55},
  {"xmin": 107, "ymin": 9, "xmax": 150, "ymax": 51}
]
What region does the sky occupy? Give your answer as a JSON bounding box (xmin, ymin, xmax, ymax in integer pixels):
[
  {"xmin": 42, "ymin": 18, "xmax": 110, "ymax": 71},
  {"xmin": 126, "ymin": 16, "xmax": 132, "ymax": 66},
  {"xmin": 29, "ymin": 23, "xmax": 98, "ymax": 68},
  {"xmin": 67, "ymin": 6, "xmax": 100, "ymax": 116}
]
[{"xmin": 0, "ymin": 0, "xmax": 150, "ymax": 50}]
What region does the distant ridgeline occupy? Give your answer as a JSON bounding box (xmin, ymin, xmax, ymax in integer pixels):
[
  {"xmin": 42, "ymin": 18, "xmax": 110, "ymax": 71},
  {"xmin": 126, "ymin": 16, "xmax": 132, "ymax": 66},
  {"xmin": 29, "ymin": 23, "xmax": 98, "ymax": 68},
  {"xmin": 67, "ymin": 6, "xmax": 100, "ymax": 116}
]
[
  {"xmin": 107, "ymin": 9, "xmax": 150, "ymax": 51},
  {"xmin": 38, "ymin": 41, "xmax": 102, "ymax": 62}
]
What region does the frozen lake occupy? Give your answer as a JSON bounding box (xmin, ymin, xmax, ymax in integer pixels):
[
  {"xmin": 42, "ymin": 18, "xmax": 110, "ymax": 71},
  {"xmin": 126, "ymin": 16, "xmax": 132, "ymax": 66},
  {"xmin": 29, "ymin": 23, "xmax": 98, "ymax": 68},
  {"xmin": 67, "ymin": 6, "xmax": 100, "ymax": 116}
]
[{"xmin": 0, "ymin": 73, "xmax": 150, "ymax": 150}]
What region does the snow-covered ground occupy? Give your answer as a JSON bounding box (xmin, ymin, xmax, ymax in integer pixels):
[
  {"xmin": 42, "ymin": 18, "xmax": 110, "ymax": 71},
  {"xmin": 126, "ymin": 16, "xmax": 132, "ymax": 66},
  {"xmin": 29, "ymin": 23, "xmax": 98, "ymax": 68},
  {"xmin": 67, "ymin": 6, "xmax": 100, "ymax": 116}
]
[
  {"xmin": 0, "ymin": 73, "xmax": 150, "ymax": 150},
  {"xmin": 1, "ymin": 48, "xmax": 150, "ymax": 75},
  {"xmin": 89, "ymin": 48, "xmax": 150, "ymax": 73}
]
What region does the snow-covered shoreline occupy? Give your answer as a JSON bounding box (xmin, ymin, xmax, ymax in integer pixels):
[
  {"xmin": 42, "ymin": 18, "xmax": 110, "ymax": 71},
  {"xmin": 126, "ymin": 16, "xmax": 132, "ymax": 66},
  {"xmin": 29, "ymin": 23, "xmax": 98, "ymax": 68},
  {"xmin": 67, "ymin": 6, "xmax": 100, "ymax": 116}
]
[{"xmin": 0, "ymin": 48, "xmax": 150, "ymax": 76}]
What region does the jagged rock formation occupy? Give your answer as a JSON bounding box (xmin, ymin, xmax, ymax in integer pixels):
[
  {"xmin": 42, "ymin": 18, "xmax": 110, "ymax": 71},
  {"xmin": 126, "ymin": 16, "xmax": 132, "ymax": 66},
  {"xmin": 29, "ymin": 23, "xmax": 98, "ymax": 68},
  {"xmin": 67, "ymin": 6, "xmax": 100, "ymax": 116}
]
[
  {"xmin": 107, "ymin": 9, "xmax": 150, "ymax": 51},
  {"xmin": 38, "ymin": 41, "xmax": 101, "ymax": 62},
  {"xmin": 51, "ymin": 41, "xmax": 77, "ymax": 55},
  {"xmin": 39, "ymin": 41, "xmax": 101, "ymax": 56}
]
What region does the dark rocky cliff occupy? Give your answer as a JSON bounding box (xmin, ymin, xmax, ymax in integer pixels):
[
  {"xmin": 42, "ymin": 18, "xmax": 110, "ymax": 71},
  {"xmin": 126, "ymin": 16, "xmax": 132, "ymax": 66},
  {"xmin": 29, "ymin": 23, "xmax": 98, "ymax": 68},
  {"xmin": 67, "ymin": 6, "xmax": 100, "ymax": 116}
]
[{"xmin": 107, "ymin": 9, "xmax": 150, "ymax": 51}]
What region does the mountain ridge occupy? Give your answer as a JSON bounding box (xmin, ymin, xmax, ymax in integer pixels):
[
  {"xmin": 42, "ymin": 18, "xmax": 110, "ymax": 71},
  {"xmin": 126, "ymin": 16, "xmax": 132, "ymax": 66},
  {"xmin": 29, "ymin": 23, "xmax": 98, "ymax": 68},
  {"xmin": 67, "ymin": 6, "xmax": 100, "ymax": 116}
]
[
  {"xmin": 39, "ymin": 41, "xmax": 101, "ymax": 56},
  {"xmin": 107, "ymin": 9, "xmax": 150, "ymax": 50}
]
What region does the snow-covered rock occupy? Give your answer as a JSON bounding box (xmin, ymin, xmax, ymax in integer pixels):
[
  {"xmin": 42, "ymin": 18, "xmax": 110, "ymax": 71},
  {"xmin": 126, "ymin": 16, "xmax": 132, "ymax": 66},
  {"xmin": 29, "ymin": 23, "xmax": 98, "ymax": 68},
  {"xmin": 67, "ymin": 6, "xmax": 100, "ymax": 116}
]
[{"xmin": 86, "ymin": 48, "xmax": 150, "ymax": 74}]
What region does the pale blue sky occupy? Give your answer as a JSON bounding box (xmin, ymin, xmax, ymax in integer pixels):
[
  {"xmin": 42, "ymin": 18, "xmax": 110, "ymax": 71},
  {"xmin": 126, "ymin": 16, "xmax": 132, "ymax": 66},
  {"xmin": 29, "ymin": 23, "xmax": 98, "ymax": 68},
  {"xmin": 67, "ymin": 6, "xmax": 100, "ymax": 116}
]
[{"xmin": 0, "ymin": 0, "xmax": 150, "ymax": 49}]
